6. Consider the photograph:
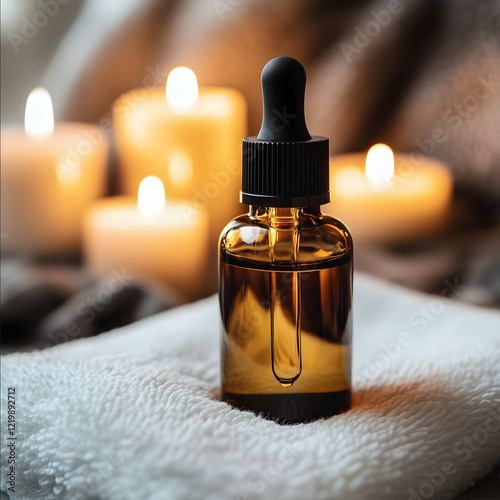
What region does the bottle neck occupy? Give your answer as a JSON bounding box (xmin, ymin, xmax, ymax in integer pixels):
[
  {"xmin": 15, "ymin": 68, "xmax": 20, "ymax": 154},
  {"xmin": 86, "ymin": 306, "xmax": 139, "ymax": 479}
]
[{"xmin": 249, "ymin": 206, "xmax": 322, "ymax": 219}]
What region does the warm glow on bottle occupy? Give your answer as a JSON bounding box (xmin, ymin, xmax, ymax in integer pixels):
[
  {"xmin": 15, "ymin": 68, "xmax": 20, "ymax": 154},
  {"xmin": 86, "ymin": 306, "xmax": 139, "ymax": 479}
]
[
  {"xmin": 365, "ymin": 144, "xmax": 394, "ymax": 189},
  {"xmin": 138, "ymin": 176, "xmax": 166, "ymax": 215},
  {"xmin": 166, "ymin": 67, "xmax": 198, "ymax": 111},
  {"xmin": 24, "ymin": 87, "xmax": 54, "ymax": 139}
]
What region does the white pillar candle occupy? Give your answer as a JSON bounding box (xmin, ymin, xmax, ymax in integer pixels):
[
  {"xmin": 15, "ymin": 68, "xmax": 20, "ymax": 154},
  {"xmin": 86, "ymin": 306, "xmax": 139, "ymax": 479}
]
[
  {"xmin": 324, "ymin": 144, "xmax": 453, "ymax": 243},
  {"xmin": 83, "ymin": 176, "xmax": 209, "ymax": 300},
  {"xmin": 113, "ymin": 67, "xmax": 247, "ymax": 246},
  {"xmin": 1, "ymin": 88, "xmax": 108, "ymax": 256}
]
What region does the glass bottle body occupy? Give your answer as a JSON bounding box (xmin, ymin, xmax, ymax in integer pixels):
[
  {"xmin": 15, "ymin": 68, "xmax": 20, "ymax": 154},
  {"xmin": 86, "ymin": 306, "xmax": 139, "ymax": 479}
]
[{"xmin": 219, "ymin": 206, "xmax": 353, "ymax": 424}]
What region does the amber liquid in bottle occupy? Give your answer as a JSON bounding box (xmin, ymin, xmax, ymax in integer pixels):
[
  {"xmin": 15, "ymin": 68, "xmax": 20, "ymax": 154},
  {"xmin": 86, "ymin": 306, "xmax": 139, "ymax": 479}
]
[{"xmin": 219, "ymin": 206, "xmax": 352, "ymax": 424}]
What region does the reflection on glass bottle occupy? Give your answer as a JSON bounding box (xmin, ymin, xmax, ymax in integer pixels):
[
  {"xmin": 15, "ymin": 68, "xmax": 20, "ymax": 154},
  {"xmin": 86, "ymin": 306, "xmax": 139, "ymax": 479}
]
[{"xmin": 220, "ymin": 207, "xmax": 352, "ymax": 423}]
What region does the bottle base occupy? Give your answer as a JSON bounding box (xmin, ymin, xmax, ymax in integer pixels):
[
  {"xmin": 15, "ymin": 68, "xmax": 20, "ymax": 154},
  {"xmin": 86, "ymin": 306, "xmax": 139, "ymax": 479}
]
[{"xmin": 222, "ymin": 389, "xmax": 351, "ymax": 424}]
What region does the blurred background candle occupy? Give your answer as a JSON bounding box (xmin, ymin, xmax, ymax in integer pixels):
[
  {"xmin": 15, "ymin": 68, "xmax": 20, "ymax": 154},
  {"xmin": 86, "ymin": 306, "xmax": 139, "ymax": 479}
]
[
  {"xmin": 113, "ymin": 67, "xmax": 247, "ymax": 241},
  {"xmin": 83, "ymin": 176, "xmax": 208, "ymax": 300},
  {"xmin": 1, "ymin": 88, "xmax": 108, "ymax": 257},
  {"xmin": 325, "ymin": 144, "xmax": 453, "ymax": 243},
  {"xmin": 113, "ymin": 67, "xmax": 246, "ymax": 294}
]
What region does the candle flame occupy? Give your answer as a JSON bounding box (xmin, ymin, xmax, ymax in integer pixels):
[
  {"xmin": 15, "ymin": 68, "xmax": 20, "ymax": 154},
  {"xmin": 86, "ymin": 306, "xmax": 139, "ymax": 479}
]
[
  {"xmin": 25, "ymin": 87, "xmax": 54, "ymax": 139},
  {"xmin": 138, "ymin": 176, "xmax": 166, "ymax": 215},
  {"xmin": 365, "ymin": 144, "xmax": 394, "ymax": 188},
  {"xmin": 166, "ymin": 67, "xmax": 198, "ymax": 110}
]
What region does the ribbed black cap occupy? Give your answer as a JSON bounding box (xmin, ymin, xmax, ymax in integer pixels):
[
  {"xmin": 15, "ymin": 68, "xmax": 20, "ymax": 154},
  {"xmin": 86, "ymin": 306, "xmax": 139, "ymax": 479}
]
[{"xmin": 240, "ymin": 57, "xmax": 330, "ymax": 207}]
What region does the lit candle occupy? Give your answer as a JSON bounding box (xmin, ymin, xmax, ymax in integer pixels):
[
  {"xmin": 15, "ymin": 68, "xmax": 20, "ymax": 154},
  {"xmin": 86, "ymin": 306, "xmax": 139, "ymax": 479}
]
[
  {"xmin": 324, "ymin": 144, "xmax": 453, "ymax": 243},
  {"xmin": 1, "ymin": 88, "xmax": 108, "ymax": 256},
  {"xmin": 113, "ymin": 67, "xmax": 247, "ymax": 247},
  {"xmin": 83, "ymin": 176, "xmax": 209, "ymax": 300}
]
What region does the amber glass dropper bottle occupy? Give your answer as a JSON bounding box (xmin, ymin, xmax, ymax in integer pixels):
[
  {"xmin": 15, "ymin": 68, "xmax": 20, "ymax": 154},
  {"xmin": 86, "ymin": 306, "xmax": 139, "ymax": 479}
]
[{"xmin": 218, "ymin": 56, "xmax": 353, "ymax": 424}]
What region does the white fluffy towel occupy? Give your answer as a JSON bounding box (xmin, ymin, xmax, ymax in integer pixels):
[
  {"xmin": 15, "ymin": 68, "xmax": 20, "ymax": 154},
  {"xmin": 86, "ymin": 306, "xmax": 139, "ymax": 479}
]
[{"xmin": 1, "ymin": 273, "xmax": 500, "ymax": 500}]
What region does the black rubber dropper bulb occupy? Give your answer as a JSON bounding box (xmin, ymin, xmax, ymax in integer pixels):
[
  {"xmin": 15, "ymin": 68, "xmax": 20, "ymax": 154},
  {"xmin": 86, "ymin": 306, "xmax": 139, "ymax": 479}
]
[
  {"xmin": 257, "ymin": 57, "xmax": 312, "ymax": 142},
  {"xmin": 241, "ymin": 56, "xmax": 330, "ymax": 208}
]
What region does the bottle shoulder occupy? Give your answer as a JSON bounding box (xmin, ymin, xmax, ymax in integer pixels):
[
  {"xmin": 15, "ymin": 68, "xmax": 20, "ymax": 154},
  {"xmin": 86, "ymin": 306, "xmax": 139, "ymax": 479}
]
[{"xmin": 219, "ymin": 211, "xmax": 353, "ymax": 264}]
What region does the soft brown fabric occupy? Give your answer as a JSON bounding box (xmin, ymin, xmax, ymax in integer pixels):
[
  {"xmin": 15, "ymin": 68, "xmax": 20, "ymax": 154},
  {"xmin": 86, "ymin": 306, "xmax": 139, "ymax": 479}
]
[
  {"xmin": 59, "ymin": 0, "xmax": 500, "ymax": 209},
  {"xmin": 36, "ymin": 0, "xmax": 500, "ymax": 309}
]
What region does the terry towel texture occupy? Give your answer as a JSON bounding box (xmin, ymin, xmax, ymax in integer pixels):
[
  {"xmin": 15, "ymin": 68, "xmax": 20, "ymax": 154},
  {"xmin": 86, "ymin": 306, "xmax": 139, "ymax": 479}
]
[{"xmin": 1, "ymin": 273, "xmax": 500, "ymax": 500}]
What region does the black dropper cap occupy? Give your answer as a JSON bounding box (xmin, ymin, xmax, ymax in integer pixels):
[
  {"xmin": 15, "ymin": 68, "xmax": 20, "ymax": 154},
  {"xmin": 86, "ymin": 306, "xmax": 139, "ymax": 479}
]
[{"xmin": 240, "ymin": 56, "xmax": 330, "ymax": 208}]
